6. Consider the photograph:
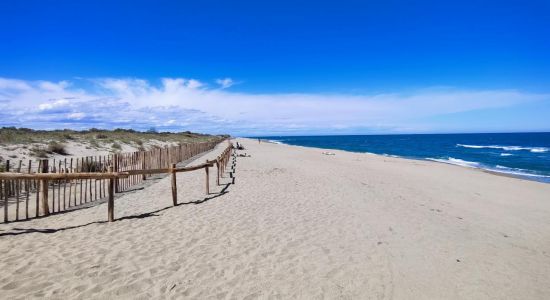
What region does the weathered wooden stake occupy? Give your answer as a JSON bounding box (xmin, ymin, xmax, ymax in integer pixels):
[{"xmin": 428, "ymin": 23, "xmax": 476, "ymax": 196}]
[
  {"xmin": 114, "ymin": 154, "xmax": 119, "ymax": 193},
  {"xmin": 40, "ymin": 160, "xmax": 50, "ymax": 216},
  {"xmin": 142, "ymin": 153, "xmax": 147, "ymax": 180},
  {"xmin": 36, "ymin": 161, "xmax": 41, "ymax": 217},
  {"xmin": 15, "ymin": 179, "xmax": 20, "ymax": 220},
  {"xmin": 171, "ymin": 163, "xmax": 177, "ymax": 206},
  {"xmin": 5, "ymin": 160, "xmax": 10, "ymax": 198},
  {"xmin": 2, "ymin": 180, "xmax": 7, "ymax": 223},
  {"xmin": 26, "ymin": 161, "xmax": 31, "ymax": 219},
  {"xmin": 205, "ymin": 162, "xmax": 210, "ymax": 195},
  {"xmin": 108, "ymin": 166, "xmax": 115, "ymax": 222},
  {"xmin": 15, "ymin": 161, "xmax": 21, "ymax": 220},
  {"xmin": 216, "ymin": 161, "xmax": 220, "ymax": 186}
]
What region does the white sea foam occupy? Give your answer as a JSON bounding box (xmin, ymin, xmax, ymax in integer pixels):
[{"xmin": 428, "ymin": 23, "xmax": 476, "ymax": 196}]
[
  {"xmin": 457, "ymin": 144, "xmax": 549, "ymax": 153},
  {"xmin": 267, "ymin": 140, "xmax": 284, "ymax": 145},
  {"xmin": 427, "ymin": 158, "xmax": 550, "ymax": 180},
  {"xmin": 492, "ymin": 165, "xmax": 550, "ymax": 179},
  {"xmin": 426, "ymin": 157, "xmax": 480, "ymax": 168},
  {"xmin": 500, "ymin": 153, "xmax": 513, "ymax": 157}
]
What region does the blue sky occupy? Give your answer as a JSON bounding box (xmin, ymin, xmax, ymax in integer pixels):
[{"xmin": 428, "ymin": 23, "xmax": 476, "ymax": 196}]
[{"xmin": 1, "ymin": 0, "xmax": 549, "ymax": 135}]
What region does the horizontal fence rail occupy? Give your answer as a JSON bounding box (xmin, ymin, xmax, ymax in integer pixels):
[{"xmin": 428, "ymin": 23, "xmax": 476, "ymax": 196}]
[{"xmin": 0, "ymin": 139, "xmax": 229, "ymax": 223}]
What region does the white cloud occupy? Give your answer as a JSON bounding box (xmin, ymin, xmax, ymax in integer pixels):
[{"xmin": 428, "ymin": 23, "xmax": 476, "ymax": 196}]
[
  {"xmin": 0, "ymin": 76, "xmax": 548, "ymax": 135},
  {"xmin": 215, "ymin": 78, "xmax": 234, "ymax": 89},
  {"xmin": 0, "ymin": 78, "xmax": 31, "ymax": 91},
  {"xmin": 186, "ymin": 79, "xmax": 203, "ymax": 89},
  {"xmin": 67, "ymin": 112, "xmax": 85, "ymax": 120},
  {"xmin": 38, "ymin": 99, "xmax": 70, "ymax": 111},
  {"xmin": 38, "ymin": 80, "xmax": 70, "ymax": 92}
]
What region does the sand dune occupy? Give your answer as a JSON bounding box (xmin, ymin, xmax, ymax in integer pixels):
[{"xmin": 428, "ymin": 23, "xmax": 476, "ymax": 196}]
[{"xmin": 1, "ymin": 138, "xmax": 549, "ymax": 299}]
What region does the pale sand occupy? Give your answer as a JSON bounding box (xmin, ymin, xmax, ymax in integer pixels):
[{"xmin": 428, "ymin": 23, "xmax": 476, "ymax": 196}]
[{"xmin": 1, "ymin": 138, "xmax": 550, "ymax": 299}]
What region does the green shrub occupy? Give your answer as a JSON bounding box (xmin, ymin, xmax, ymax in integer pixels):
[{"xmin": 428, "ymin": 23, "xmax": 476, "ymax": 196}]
[
  {"xmin": 30, "ymin": 147, "xmax": 49, "ymax": 158},
  {"xmin": 48, "ymin": 141, "xmax": 68, "ymax": 155},
  {"xmin": 89, "ymin": 139, "xmax": 100, "ymax": 148}
]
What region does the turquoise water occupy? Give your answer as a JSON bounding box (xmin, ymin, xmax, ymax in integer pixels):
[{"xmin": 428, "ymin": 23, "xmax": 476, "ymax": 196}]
[{"xmin": 255, "ymin": 133, "xmax": 550, "ymax": 183}]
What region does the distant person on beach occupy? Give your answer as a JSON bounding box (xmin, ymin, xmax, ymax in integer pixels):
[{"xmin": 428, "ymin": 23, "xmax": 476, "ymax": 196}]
[{"xmin": 258, "ymin": 138, "xmax": 261, "ymax": 144}]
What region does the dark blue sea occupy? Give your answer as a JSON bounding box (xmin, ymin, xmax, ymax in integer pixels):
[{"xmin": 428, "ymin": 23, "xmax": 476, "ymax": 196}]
[{"xmin": 255, "ymin": 133, "xmax": 550, "ymax": 183}]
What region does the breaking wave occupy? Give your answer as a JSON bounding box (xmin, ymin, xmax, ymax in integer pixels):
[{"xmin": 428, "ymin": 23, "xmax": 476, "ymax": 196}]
[
  {"xmin": 426, "ymin": 157, "xmax": 480, "ymax": 168},
  {"xmin": 427, "ymin": 157, "xmax": 550, "ymax": 180},
  {"xmin": 457, "ymin": 144, "xmax": 549, "ymax": 153}
]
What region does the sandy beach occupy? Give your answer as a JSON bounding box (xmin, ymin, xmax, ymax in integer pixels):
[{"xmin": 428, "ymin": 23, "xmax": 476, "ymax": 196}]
[{"xmin": 1, "ymin": 138, "xmax": 549, "ymax": 299}]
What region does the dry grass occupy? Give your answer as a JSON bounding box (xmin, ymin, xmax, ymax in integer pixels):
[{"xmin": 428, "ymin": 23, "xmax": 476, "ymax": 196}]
[
  {"xmin": 29, "ymin": 147, "xmax": 49, "ymax": 158},
  {"xmin": 0, "ymin": 127, "xmax": 226, "ymax": 146},
  {"xmin": 0, "ymin": 127, "xmax": 227, "ymax": 168},
  {"xmin": 111, "ymin": 142, "xmax": 122, "ymax": 151},
  {"xmin": 47, "ymin": 141, "xmax": 68, "ymax": 155}
]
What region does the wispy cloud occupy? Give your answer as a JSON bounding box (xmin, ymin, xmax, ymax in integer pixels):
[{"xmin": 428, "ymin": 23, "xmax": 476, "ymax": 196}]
[
  {"xmin": 215, "ymin": 78, "xmax": 234, "ymax": 89},
  {"xmin": 0, "ymin": 76, "xmax": 548, "ymax": 135}
]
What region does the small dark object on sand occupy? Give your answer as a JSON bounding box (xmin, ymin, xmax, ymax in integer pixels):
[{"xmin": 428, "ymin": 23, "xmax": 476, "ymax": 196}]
[{"xmin": 235, "ymin": 142, "xmax": 245, "ymax": 150}]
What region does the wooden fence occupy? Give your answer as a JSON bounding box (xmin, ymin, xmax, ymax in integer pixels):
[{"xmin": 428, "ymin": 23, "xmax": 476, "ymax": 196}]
[{"xmin": 0, "ymin": 139, "xmax": 230, "ymax": 223}]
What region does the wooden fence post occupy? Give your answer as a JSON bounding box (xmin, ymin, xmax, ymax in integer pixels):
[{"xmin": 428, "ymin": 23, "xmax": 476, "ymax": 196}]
[
  {"xmin": 220, "ymin": 155, "xmax": 224, "ymax": 178},
  {"xmin": 36, "ymin": 160, "xmax": 41, "ymax": 217},
  {"xmin": 171, "ymin": 163, "xmax": 177, "ymax": 206},
  {"xmin": 114, "ymin": 154, "xmax": 119, "ymax": 193},
  {"xmin": 205, "ymin": 162, "xmax": 210, "ymax": 195},
  {"xmin": 2, "ymin": 180, "xmax": 6, "ymax": 223},
  {"xmin": 41, "ymin": 160, "xmax": 50, "ymax": 216},
  {"xmin": 216, "ymin": 160, "xmax": 220, "ymax": 186},
  {"xmin": 141, "ymin": 153, "xmax": 146, "ymax": 181},
  {"xmin": 108, "ymin": 166, "xmax": 115, "ymax": 222},
  {"xmin": 25, "ymin": 161, "xmax": 31, "ymax": 219},
  {"xmin": 5, "ymin": 160, "xmax": 10, "ymax": 199}
]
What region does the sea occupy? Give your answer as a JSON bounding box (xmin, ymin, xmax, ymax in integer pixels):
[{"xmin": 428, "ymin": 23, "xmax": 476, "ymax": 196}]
[{"xmin": 255, "ymin": 133, "xmax": 550, "ymax": 183}]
